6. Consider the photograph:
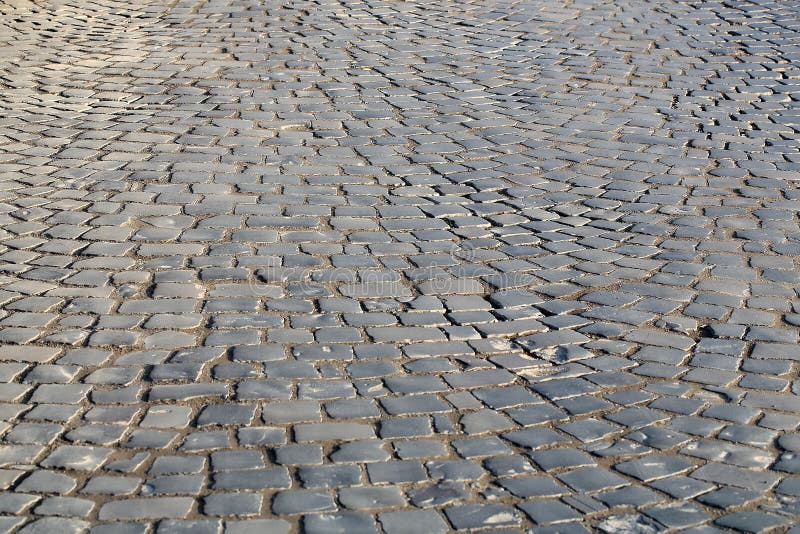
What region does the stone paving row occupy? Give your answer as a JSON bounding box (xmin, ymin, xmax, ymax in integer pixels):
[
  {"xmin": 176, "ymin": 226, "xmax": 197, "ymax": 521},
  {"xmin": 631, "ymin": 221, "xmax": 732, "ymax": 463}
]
[{"xmin": 0, "ymin": 0, "xmax": 798, "ymax": 531}]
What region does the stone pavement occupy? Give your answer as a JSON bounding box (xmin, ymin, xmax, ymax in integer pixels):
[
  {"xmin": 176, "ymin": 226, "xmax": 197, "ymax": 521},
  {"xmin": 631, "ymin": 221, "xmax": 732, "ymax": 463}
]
[{"xmin": 0, "ymin": 0, "xmax": 798, "ymax": 531}]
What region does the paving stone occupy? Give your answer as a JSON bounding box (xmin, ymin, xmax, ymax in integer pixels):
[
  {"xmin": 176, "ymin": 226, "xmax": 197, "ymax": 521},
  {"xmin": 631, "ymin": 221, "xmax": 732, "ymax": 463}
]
[
  {"xmin": 697, "ymin": 487, "xmax": 761, "ymax": 509},
  {"xmin": 210, "ymin": 450, "xmax": 264, "ymax": 471},
  {"xmin": 17, "ymin": 518, "xmax": 91, "ymax": 534},
  {"xmin": 597, "ymin": 515, "xmax": 662, "ymax": 534},
  {"xmin": 339, "ymin": 487, "xmax": 405, "ymax": 510},
  {"xmin": 598, "ymin": 486, "xmax": 661, "ymax": 507},
  {"xmin": 14, "ymin": 471, "xmax": 76, "ymax": 494},
  {"xmin": 80, "ymin": 475, "xmax": 140, "ymax": 495},
  {"xmin": 140, "ymin": 406, "xmax": 193, "ymax": 429},
  {"xmin": 394, "ymin": 440, "xmax": 448, "ymax": 460},
  {"xmin": 275, "ymin": 444, "xmax": 322, "ymax": 466},
  {"xmin": 34, "ymin": 496, "xmax": 95, "ymax": 517},
  {"xmin": 330, "ymin": 441, "xmax": 390, "ymax": 463},
  {"xmin": 558, "ymin": 418, "xmax": 620, "ymax": 443},
  {"xmin": 271, "ymin": 490, "xmax": 336, "ymax": 515},
  {"xmin": 378, "ymin": 510, "xmax": 449, "ymax": 534},
  {"xmin": 407, "ymin": 481, "xmax": 469, "ymax": 508},
  {"xmin": 691, "ymin": 462, "xmax": 781, "ymax": 492},
  {"xmin": 367, "ymin": 461, "xmax": 427, "ymax": 484},
  {"xmin": 499, "ymin": 476, "xmax": 568, "ymax": 498},
  {"xmin": 225, "ymin": 520, "xmax": 290, "ymax": 534},
  {"xmin": 444, "ymin": 504, "xmax": 520, "ymax": 530},
  {"xmin": 518, "ymin": 500, "xmax": 581, "ymax": 525},
  {"xmin": 197, "ymin": 404, "xmax": 256, "ymax": 427},
  {"xmin": 0, "ymin": 493, "xmax": 40, "ymax": 514},
  {"xmin": 614, "ymin": 455, "xmax": 694, "ymax": 482},
  {"xmin": 557, "ymin": 466, "xmax": 628, "ymax": 494},
  {"xmin": 98, "ymin": 497, "xmax": 194, "ymax": 520},
  {"xmin": 643, "ymin": 502, "xmax": 710, "ymax": 529},
  {"xmin": 298, "ymin": 465, "xmax": 362, "ymax": 488},
  {"xmin": 303, "ymin": 512, "xmax": 377, "ymax": 534},
  {"xmin": 714, "ymin": 512, "xmax": 791, "ymax": 533},
  {"xmin": 295, "ymin": 422, "xmax": 375, "ymax": 442},
  {"xmin": 531, "ymin": 448, "xmax": 595, "ymax": 471},
  {"xmin": 149, "ymin": 456, "xmax": 205, "ymax": 475},
  {"xmin": 40, "ymin": 446, "xmax": 112, "ymax": 471},
  {"xmin": 212, "ymin": 468, "xmax": 291, "ymax": 491},
  {"xmin": 648, "ymin": 475, "xmax": 715, "ymax": 499},
  {"xmin": 503, "ymin": 427, "xmax": 568, "ymax": 449}
]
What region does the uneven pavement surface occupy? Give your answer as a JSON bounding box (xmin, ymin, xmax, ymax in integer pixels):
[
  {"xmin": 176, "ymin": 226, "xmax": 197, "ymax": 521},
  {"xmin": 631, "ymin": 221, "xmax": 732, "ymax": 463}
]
[{"xmin": 0, "ymin": 0, "xmax": 799, "ymax": 531}]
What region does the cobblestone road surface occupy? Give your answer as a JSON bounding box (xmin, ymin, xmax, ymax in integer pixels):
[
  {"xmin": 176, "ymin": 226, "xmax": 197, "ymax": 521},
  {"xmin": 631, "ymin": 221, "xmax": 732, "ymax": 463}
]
[{"xmin": 0, "ymin": 0, "xmax": 799, "ymax": 531}]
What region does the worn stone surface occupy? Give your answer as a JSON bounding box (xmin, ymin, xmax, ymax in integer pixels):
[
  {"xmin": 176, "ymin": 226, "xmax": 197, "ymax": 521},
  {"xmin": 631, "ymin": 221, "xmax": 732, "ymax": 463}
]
[{"xmin": 0, "ymin": 0, "xmax": 799, "ymax": 530}]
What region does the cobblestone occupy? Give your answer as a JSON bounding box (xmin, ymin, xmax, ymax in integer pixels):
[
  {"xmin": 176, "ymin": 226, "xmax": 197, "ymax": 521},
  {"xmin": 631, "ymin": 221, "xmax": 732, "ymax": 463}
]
[{"xmin": 0, "ymin": 0, "xmax": 798, "ymax": 530}]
